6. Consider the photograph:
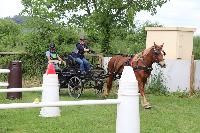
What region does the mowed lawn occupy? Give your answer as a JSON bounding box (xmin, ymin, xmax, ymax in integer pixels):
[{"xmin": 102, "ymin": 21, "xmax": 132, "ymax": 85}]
[{"xmin": 0, "ymin": 90, "xmax": 200, "ymax": 133}]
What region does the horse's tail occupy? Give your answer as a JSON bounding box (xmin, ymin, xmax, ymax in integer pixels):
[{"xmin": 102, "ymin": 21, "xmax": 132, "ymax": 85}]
[
  {"xmin": 105, "ymin": 73, "xmax": 114, "ymax": 96},
  {"xmin": 106, "ymin": 56, "xmax": 116, "ymax": 90}
]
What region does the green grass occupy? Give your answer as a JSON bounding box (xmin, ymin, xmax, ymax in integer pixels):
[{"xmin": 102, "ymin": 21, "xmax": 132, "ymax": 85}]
[
  {"xmin": 0, "ymin": 90, "xmax": 200, "ymax": 133},
  {"xmin": 141, "ymin": 94, "xmax": 200, "ymax": 133}
]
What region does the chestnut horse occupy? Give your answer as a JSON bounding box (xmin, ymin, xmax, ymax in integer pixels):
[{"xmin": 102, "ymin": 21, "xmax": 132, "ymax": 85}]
[{"xmin": 103, "ymin": 43, "xmax": 166, "ymax": 109}]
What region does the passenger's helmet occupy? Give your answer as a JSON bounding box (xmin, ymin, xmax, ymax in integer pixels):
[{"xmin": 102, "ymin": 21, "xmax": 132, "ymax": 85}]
[{"xmin": 49, "ymin": 42, "xmax": 56, "ymax": 53}]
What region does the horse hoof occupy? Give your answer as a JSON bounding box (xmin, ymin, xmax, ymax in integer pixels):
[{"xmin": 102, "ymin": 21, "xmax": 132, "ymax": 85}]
[
  {"xmin": 102, "ymin": 95, "xmax": 108, "ymax": 99},
  {"xmin": 144, "ymin": 104, "xmax": 152, "ymax": 109},
  {"xmin": 102, "ymin": 93, "xmax": 108, "ymax": 99}
]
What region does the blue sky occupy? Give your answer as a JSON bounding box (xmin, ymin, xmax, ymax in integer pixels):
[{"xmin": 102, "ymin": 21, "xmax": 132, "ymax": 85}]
[{"xmin": 0, "ymin": 0, "xmax": 199, "ymax": 35}]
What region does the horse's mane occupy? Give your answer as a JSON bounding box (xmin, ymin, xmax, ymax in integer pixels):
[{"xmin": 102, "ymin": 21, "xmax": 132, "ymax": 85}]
[
  {"xmin": 141, "ymin": 46, "xmax": 154, "ymax": 57},
  {"xmin": 113, "ymin": 53, "xmax": 130, "ymax": 57}
]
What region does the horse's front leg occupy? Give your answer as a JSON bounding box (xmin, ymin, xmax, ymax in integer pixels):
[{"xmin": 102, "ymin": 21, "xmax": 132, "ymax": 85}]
[{"xmin": 138, "ymin": 81, "xmax": 151, "ymax": 109}]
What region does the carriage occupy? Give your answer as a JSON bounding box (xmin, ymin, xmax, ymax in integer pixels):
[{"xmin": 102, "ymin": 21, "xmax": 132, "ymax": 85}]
[{"xmin": 56, "ymin": 53, "xmax": 107, "ymax": 98}]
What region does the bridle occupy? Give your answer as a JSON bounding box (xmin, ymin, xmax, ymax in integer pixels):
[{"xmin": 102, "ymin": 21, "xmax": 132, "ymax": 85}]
[{"xmin": 152, "ymin": 46, "xmax": 166, "ymax": 63}]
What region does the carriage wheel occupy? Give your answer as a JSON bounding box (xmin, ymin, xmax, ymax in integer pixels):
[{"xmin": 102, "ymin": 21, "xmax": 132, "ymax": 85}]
[
  {"xmin": 95, "ymin": 89, "xmax": 103, "ymax": 98},
  {"xmin": 68, "ymin": 76, "xmax": 83, "ymax": 98}
]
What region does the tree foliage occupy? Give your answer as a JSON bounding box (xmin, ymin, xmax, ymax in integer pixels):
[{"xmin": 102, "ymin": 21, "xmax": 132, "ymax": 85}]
[
  {"xmin": 0, "ymin": 15, "xmax": 165, "ymax": 77},
  {"xmin": 20, "ymin": 17, "xmax": 79, "ymax": 77},
  {"xmin": 0, "ymin": 16, "xmax": 79, "ymax": 77},
  {"xmin": 0, "ymin": 19, "xmax": 22, "ymax": 51},
  {"xmin": 110, "ymin": 21, "xmax": 162, "ymax": 55},
  {"xmin": 21, "ymin": 0, "xmax": 169, "ymax": 54}
]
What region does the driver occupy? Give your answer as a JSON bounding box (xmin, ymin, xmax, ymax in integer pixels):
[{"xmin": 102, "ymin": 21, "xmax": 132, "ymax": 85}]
[
  {"xmin": 72, "ymin": 37, "xmax": 92, "ymax": 74},
  {"xmin": 46, "ymin": 42, "xmax": 66, "ymax": 71}
]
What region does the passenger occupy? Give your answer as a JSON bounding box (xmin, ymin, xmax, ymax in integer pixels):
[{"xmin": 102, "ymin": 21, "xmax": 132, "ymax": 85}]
[
  {"xmin": 72, "ymin": 37, "xmax": 92, "ymax": 74},
  {"xmin": 46, "ymin": 42, "xmax": 66, "ymax": 71}
]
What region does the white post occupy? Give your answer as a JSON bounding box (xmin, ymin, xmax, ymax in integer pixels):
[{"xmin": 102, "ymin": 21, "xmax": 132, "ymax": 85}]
[
  {"xmin": 116, "ymin": 66, "xmax": 140, "ymax": 133},
  {"xmin": 40, "ymin": 74, "xmax": 60, "ymax": 117},
  {"xmin": 0, "ymin": 69, "xmax": 10, "ymax": 73},
  {"xmin": 0, "ymin": 87, "xmax": 42, "ymax": 92},
  {"xmin": 0, "ymin": 82, "xmax": 9, "ymax": 87}
]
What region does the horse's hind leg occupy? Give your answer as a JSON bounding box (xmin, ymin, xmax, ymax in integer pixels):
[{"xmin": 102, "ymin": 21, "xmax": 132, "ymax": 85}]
[{"xmin": 103, "ymin": 74, "xmax": 113, "ymax": 97}]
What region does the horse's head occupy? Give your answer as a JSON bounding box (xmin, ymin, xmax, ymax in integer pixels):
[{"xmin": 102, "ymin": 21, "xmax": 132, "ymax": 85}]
[{"xmin": 151, "ymin": 42, "xmax": 166, "ymax": 68}]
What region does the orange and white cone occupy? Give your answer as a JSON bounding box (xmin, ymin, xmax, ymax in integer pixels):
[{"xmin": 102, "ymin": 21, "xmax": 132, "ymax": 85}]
[
  {"xmin": 40, "ymin": 63, "xmax": 60, "ymax": 117},
  {"xmin": 46, "ymin": 63, "xmax": 56, "ymax": 74}
]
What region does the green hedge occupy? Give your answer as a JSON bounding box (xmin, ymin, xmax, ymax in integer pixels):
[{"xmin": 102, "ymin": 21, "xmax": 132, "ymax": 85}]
[{"xmin": 193, "ymin": 36, "xmax": 200, "ymax": 59}]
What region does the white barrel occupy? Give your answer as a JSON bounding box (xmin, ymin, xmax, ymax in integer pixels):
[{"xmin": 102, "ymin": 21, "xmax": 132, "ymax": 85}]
[
  {"xmin": 116, "ymin": 66, "xmax": 140, "ymax": 133},
  {"xmin": 40, "ymin": 74, "xmax": 60, "ymax": 117}
]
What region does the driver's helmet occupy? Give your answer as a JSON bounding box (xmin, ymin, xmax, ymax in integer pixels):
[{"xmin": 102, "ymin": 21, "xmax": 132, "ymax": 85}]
[{"xmin": 49, "ymin": 42, "xmax": 56, "ymax": 53}]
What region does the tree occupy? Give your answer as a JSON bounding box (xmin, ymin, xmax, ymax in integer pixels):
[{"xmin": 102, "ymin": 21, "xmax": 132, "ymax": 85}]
[
  {"xmin": 193, "ymin": 36, "xmax": 200, "ymax": 59},
  {"xmin": 21, "ymin": 0, "xmax": 169, "ymax": 54},
  {"xmin": 110, "ymin": 21, "xmax": 162, "ymax": 55},
  {"xmin": 0, "ymin": 19, "xmax": 22, "ymax": 51}
]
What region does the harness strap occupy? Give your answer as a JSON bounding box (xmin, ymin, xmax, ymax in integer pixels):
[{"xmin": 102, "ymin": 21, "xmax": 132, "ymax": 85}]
[
  {"xmin": 132, "ymin": 66, "xmax": 153, "ymax": 72},
  {"xmin": 129, "ymin": 53, "xmax": 153, "ymax": 73}
]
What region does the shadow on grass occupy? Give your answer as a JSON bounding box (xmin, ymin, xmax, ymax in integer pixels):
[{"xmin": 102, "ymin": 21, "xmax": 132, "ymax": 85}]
[{"xmin": 59, "ymin": 87, "xmax": 118, "ymax": 101}]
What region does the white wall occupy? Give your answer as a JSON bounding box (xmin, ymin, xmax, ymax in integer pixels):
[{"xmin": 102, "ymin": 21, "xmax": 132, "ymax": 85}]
[
  {"xmin": 195, "ymin": 60, "xmax": 200, "ymax": 90},
  {"xmin": 150, "ymin": 60, "xmax": 190, "ymax": 92},
  {"xmin": 103, "ymin": 57, "xmax": 112, "ymax": 73}
]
